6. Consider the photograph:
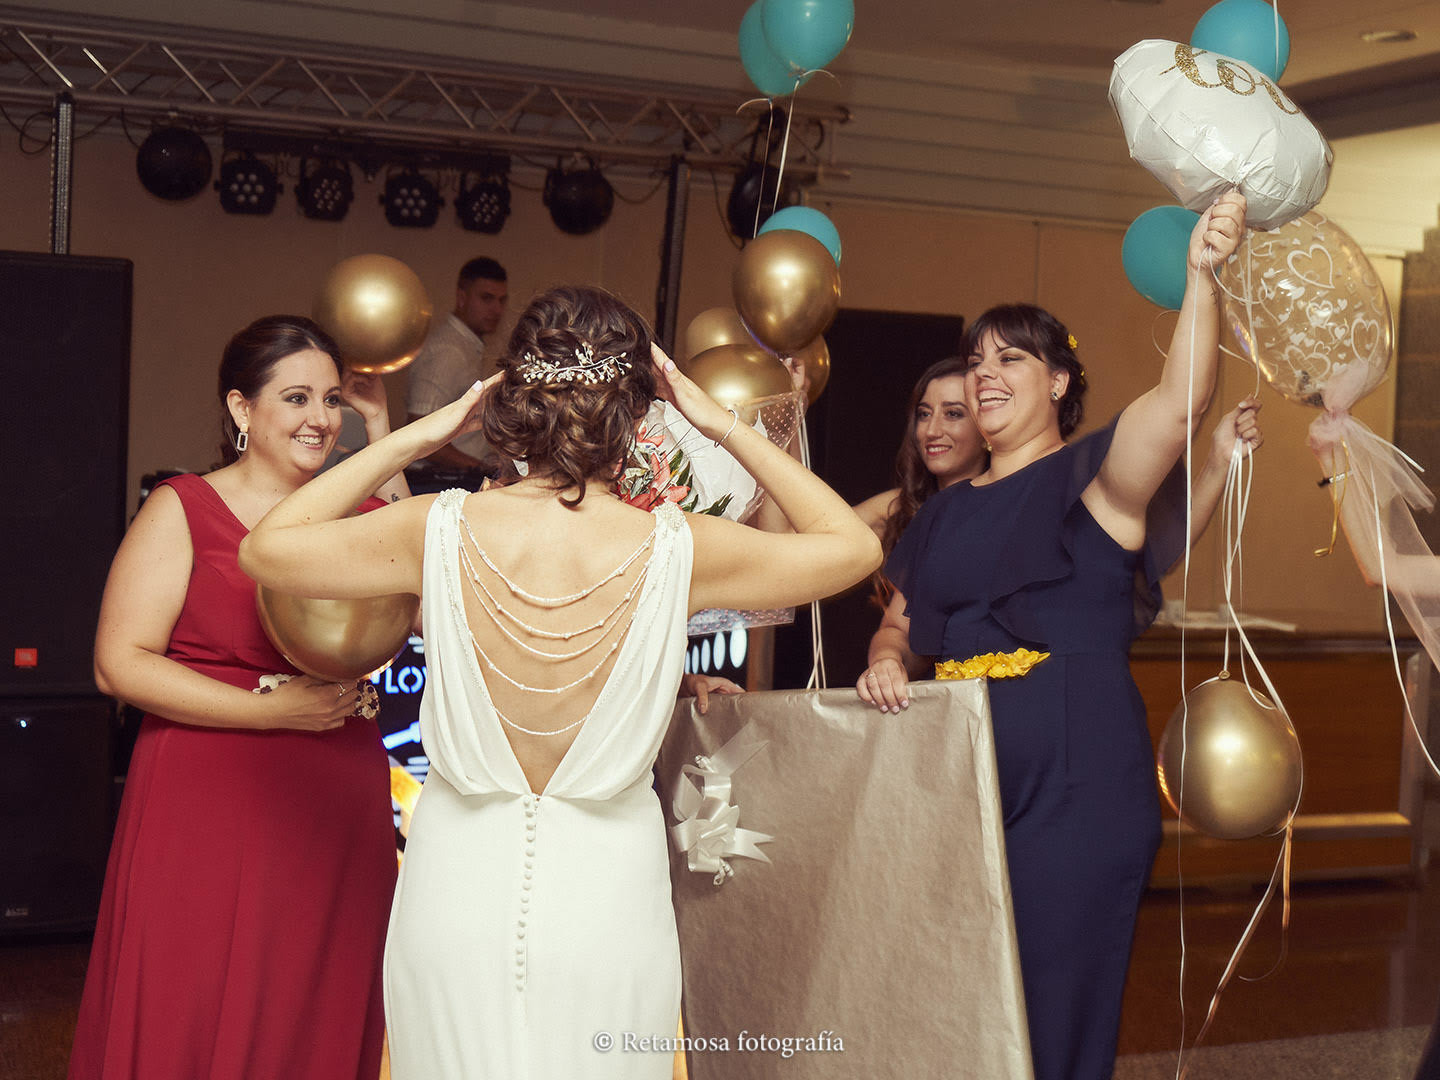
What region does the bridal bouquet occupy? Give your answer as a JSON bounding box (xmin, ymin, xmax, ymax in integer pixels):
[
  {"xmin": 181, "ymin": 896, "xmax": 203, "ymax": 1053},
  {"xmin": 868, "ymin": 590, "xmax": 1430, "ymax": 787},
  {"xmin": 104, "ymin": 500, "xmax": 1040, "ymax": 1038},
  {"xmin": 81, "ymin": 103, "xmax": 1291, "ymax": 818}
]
[{"xmin": 618, "ymin": 415, "xmax": 734, "ymax": 517}]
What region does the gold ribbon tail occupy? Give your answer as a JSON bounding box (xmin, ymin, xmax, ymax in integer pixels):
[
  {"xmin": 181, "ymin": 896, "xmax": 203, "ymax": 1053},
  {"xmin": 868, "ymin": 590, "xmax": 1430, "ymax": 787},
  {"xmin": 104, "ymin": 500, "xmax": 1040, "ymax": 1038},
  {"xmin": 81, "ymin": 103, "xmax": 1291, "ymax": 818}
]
[
  {"xmin": 1179, "ymin": 823, "xmax": 1293, "ymax": 1080},
  {"xmin": 1314, "ymin": 439, "xmax": 1352, "ymax": 557}
]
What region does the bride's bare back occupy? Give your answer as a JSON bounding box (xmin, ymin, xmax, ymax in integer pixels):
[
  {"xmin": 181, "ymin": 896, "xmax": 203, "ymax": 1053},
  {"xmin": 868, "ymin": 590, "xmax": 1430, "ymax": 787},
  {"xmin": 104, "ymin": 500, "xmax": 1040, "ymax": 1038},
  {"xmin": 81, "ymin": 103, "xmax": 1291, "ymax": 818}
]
[{"xmin": 454, "ymin": 482, "xmax": 664, "ymax": 792}]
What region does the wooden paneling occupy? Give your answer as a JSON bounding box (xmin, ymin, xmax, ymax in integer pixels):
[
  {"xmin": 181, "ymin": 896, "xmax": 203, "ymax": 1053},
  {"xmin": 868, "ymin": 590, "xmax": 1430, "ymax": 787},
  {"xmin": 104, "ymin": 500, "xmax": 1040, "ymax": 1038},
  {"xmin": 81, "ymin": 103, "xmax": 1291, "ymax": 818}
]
[{"xmin": 1132, "ymin": 635, "xmax": 1424, "ymax": 886}]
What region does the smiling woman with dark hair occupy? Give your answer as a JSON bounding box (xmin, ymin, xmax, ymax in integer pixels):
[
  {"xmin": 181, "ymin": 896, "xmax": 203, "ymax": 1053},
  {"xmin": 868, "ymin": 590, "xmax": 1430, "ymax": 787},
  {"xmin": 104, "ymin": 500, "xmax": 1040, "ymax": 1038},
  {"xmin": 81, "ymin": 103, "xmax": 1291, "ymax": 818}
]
[
  {"xmin": 852, "ymin": 356, "xmax": 988, "ymax": 562},
  {"xmin": 70, "ymin": 315, "xmax": 406, "ymax": 1080},
  {"xmin": 963, "ymin": 304, "xmax": 1089, "ymax": 437},
  {"xmin": 857, "ymin": 194, "xmax": 1254, "ymax": 1080}
]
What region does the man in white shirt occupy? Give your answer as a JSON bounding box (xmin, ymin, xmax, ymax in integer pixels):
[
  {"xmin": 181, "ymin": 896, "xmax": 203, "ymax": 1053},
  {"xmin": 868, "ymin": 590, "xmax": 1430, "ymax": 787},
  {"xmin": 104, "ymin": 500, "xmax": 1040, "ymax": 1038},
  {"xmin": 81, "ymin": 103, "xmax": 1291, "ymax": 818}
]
[{"xmin": 405, "ymin": 257, "xmax": 508, "ymax": 471}]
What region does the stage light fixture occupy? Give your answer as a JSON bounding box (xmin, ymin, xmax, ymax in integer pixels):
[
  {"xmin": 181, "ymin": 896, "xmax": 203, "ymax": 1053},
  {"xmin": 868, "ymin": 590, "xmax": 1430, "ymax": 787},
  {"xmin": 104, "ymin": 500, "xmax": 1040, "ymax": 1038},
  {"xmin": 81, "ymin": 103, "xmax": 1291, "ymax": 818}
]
[
  {"xmin": 136, "ymin": 126, "xmax": 213, "ymax": 201},
  {"xmin": 456, "ymin": 172, "xmax": 511, "ymax": 234},
  {"xmin": 215, "ymin": 153, "xmax": 281, "ymax": 215},
  {"xmin": 382, "ymin": 170, "xmax": 443, "ymax": 228},
  {"xmin": 296, "ymin": 159, "xmax": 354, "ymax": 222},
  {"xmin": 543, "ymin": 158, "xmax": 613, "ymax": 236},
  {"xmin": 726, "ymin": 162, "xmax": 799, "ymax": 240}
]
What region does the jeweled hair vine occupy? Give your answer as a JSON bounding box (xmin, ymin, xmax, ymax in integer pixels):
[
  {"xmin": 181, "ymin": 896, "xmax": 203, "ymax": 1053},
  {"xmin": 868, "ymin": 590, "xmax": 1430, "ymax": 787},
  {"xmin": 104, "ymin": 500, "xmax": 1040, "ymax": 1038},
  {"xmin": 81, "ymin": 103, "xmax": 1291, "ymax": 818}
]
[{"xmin": 517, "ymin": 342, "xmax": 632, "ymax": 386}]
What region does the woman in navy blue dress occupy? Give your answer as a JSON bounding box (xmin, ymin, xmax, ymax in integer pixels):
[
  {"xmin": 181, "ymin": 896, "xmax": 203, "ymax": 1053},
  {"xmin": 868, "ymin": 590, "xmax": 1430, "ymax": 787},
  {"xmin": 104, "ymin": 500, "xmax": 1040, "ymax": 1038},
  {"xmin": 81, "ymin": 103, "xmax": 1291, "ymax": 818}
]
[{"xmin": 858, "ymin": 192, "xmax": 1248, "ymax": 1080}]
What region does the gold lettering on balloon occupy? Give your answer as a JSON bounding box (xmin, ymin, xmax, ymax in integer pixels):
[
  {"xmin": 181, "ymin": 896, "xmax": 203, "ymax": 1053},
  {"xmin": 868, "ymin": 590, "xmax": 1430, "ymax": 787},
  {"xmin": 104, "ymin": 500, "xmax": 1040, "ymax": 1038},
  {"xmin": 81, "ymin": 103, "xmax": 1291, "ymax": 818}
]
[
  {"xmin": 1161, "ymin": 44, "xmax": 1301, "ymax": 115},
  {"xmin": 1216, "ymin": 58, "xmax": 1256, "ymax": 97},
  {"xmin": 1260, "ymin": 77, "xmax": 1301, "ymax": 115},
  {"xmin": 1163, "ymin": 44, "xmax": 1223, "ymax": 88}
]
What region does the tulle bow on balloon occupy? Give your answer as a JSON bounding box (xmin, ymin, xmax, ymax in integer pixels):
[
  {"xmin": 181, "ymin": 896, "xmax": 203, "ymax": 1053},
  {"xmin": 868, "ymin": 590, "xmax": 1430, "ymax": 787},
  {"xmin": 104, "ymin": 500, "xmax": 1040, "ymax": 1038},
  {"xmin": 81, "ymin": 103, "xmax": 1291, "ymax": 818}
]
[{"xmin": 1307, "ymin": 414, "xmax": 1440, "ymax": 759}]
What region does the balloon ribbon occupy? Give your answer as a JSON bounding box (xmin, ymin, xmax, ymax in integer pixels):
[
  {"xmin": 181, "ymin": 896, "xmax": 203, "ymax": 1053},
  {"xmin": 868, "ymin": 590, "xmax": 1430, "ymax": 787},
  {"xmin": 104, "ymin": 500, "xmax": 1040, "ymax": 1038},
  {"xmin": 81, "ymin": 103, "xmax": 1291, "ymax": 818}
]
[{"xmin": 1177, "ymin": 425, "xmax": 1302, "ymax": 1079}]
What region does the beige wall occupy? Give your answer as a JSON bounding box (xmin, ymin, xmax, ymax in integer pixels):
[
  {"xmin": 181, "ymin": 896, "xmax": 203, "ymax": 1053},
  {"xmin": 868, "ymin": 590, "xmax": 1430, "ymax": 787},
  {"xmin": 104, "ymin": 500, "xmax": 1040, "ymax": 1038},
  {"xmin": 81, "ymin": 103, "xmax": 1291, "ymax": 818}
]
[{"xmin": 1, "ymin": 132, "xmax": 1396, "ymax": 634}]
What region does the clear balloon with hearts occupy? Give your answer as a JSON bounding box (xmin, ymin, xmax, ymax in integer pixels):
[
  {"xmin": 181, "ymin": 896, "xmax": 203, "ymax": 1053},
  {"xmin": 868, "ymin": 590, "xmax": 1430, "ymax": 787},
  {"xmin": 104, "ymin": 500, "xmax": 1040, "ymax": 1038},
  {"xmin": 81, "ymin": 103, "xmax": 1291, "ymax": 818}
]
[{"xmin": 1217, "ymin": 211, "xmax": 1392, "ymax": 410}]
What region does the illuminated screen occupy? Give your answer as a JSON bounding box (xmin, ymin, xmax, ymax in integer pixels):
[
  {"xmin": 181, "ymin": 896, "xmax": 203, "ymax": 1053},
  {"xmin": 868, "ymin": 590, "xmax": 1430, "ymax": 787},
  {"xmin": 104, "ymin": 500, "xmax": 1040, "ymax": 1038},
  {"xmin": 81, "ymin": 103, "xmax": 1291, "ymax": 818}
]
[{"xmin": 373, "ymin": 635, "xmax": 430, "ymax": 823}]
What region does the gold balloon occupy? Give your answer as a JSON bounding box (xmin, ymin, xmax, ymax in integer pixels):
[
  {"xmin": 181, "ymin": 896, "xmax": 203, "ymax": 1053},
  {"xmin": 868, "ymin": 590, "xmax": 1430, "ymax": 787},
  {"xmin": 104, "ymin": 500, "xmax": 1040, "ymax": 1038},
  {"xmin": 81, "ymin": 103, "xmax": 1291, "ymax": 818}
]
[
  {"xmin": 314, "ymin": 255, "xmax": 433, "ymax": 374},
  {"xmin": 733, "ymin": 231, "xmax": 841, "ymax": 355},
  {"xmin": 683, "ymin": 307, "xmax": 752, "ymax": 361},
  {"xmin": 683, "ymin": 344, "xmax": 795, "ymax": 411},
  {"xmin": 256, "ymin": 586, "xmax": 419, "ymax": 682},
  {"xmin": 786, "ymin": 336, "xmax": 830, "ymax": 405},
  {"xmin": 1156, "ymin": 677, "xmax": 1302, "ymax": 840}
]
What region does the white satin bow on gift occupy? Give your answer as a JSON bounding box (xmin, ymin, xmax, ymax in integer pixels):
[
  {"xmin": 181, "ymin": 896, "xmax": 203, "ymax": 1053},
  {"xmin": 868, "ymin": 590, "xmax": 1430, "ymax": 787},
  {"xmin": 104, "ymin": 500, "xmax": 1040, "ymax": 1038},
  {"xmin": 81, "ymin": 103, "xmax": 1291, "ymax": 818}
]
[{"xmin": 670, "ymin": 724, "xmax": 773, "ymax": 886}]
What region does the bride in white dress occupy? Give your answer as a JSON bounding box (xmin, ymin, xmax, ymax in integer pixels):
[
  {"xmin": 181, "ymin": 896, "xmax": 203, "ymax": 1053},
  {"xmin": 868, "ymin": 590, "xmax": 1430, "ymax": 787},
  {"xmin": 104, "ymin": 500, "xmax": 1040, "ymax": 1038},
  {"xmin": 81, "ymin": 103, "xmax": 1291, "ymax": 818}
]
[{"xmin": 240, "ymin": 285, "xmax": 881, "ymax": 1079}]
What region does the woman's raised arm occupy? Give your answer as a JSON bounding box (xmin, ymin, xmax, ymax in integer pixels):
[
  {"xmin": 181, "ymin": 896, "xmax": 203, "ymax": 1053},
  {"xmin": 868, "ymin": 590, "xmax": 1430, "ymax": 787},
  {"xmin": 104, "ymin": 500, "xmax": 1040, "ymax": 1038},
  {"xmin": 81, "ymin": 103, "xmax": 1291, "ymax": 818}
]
[
  {"xmin": 240, "ymin": 378, "xmax": 493, "ymax": 599},
  {"xmin": 341, "ymin": 367, "xmax": 411, "ymax": 504},
  {"xmin": 1087, "ymin": 192, "xmax": 1247, "ymax": 546},
  {"xmin": 650, "ymin": 349, "xmax": 882, "ymax": 613}
]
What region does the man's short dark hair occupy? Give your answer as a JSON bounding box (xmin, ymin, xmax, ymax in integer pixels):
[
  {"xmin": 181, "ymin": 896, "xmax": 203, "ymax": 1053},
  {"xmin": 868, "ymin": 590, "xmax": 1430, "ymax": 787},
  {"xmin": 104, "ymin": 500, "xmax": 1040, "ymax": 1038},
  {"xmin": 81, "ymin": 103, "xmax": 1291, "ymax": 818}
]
[{"xmin": 458, "ymin": 257, "xmax": 507, "ymax": 286}]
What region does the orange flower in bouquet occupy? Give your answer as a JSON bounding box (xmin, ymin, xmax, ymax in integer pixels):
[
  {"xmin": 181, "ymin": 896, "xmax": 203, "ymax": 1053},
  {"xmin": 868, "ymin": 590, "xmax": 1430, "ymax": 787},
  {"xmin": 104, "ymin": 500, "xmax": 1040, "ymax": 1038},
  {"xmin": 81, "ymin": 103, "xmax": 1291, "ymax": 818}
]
[{"xmin": 617, "ymin": 420, "xmax": 733, "ymax": 516}]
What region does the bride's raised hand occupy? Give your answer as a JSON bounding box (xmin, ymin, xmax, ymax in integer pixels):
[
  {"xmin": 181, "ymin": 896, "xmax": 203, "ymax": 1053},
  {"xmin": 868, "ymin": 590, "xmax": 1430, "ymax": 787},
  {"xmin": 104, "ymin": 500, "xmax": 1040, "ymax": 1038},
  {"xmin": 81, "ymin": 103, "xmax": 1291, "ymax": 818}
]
[
  {"xmin": 649, "ymin": 344, "xmax": 737, "ymax": 442},
  {"xmin": 408, "ymin": 372, "xmax": 500, "ymax": 456}
]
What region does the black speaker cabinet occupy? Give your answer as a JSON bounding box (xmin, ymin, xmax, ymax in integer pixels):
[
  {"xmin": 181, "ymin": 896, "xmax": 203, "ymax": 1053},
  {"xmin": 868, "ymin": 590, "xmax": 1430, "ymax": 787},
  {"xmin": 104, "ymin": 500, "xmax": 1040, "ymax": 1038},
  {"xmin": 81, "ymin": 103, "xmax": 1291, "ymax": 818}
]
[
  {"xmin": 0, "ymin": 697, "xmax": 115, "ymax": 934},
  {"xmin": 0, "ymin": 251, "xmax": 132, "ymax": 696}
]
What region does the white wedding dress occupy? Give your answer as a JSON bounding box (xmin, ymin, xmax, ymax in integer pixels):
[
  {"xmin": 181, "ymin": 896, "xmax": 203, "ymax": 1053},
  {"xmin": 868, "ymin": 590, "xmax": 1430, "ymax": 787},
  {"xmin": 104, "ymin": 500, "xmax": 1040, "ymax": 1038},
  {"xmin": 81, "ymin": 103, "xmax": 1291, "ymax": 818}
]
[{"xmin": 384, "ymin": 489, "xmax": 692, "ymax": 1079}]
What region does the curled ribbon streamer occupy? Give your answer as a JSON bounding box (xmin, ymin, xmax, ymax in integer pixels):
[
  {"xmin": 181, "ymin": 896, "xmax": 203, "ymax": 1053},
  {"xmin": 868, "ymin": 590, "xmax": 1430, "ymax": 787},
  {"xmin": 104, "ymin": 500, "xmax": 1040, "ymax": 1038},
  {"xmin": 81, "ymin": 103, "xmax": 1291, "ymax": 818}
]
[
  {"xmin": 1180, "ymin": 823, "xmax": 1293, "ymax": 1080},
  {"xmin": 1180, "ymin": 414, "xmax": 1304, "ymax": 1080},
  {"xmin": 670, "ymin": 724, "xmax": 774, "ymax": 885}
]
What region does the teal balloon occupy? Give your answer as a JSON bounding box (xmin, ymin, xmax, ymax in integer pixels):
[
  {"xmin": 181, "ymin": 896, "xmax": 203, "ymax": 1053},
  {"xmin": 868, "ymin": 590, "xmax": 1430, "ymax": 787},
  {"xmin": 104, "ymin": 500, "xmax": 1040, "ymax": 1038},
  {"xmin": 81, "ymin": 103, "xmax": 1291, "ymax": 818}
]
[
  {"xmin": 757, "ymin": 206, "xmax": 841, "ymax": 265},
  {"xmin": 761, "ymin": 0, "xmax": 854, "ymax": 76},
  {"xmin": 1191, "ymin": 0, "xmax": 1291, "ymax": 82},
  {"xmin": 740, "ymin": 2, "xmax": 804, "ymax": 97},
  {"xmin": 1122, "ymin": 206, "xmax": 1201, "ymax": 311}
]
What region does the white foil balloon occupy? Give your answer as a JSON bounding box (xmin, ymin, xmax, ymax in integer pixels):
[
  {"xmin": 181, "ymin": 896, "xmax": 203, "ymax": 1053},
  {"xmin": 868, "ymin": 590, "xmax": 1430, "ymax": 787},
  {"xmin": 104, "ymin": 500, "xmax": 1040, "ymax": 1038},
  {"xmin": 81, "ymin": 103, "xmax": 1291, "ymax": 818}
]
[{"xmin": 1109, "ymin": 39, "xmax": 1332, "ymax": 231}]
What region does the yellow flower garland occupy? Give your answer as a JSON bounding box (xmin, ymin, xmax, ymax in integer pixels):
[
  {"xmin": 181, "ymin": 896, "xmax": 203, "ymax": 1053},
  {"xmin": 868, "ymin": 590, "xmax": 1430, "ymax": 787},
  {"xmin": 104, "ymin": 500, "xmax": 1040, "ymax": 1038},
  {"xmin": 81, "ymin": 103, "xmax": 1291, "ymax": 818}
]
[{"xmin": 935, "ymin": 648, "xmax": 1050, "ymax": 681}]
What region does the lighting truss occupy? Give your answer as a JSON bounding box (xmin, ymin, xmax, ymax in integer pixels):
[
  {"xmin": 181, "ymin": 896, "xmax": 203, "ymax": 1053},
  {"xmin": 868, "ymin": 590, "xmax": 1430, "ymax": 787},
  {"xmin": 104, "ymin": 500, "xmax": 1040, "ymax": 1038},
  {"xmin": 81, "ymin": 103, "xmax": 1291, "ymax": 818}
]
[{"xmin": 0, "ymin": 17, "xmax": 848, "ymax": 176}]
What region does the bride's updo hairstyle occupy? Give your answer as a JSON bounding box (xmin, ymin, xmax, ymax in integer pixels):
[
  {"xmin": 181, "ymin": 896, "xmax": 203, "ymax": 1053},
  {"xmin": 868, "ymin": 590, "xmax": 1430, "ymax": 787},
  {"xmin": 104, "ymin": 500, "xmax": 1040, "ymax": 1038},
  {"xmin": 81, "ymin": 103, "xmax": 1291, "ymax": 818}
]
[{"xmin": 482, "ymin": 285, "xmax": 657, "ymax": 507}]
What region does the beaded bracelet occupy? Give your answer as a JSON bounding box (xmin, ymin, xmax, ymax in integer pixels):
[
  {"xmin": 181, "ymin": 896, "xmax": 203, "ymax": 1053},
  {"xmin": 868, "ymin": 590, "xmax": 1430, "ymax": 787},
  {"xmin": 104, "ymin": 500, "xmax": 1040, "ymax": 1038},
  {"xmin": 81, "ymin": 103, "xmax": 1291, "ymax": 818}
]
[{"xmin": 715, "ymin": 408, "xmax": 739, "ymax": 448}]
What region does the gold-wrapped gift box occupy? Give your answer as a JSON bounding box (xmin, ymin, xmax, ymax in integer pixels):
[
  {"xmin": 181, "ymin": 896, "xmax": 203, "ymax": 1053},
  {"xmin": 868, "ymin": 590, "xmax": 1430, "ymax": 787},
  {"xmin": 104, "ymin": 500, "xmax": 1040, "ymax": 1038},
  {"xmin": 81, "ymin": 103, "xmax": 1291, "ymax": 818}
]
[{"xmin": 658, "ymin": 680, "xmax": 1033, "ymax": 1079}]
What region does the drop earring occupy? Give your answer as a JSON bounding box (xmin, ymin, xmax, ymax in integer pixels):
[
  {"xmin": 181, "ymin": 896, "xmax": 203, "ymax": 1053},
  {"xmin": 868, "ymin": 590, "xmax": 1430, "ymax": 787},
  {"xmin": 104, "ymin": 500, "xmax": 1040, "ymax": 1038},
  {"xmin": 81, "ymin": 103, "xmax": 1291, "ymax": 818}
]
[{"xmin": 235, "ymin": 425, "xmax": 249, "ymax": 453}]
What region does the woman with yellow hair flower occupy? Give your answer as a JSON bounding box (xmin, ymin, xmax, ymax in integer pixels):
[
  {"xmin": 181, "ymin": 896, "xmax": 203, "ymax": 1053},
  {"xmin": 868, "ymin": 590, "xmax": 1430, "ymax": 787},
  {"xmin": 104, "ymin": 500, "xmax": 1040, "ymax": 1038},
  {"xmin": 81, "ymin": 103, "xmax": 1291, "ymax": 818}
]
[{"xmin": 857, "ymin": 195, "xmax": 1255, "ymax": 1080}]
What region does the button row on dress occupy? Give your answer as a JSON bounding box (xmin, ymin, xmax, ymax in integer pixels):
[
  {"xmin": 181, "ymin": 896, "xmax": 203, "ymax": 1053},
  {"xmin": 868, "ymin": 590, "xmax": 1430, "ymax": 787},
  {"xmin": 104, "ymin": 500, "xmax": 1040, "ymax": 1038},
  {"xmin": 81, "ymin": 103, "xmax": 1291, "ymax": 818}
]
[{"xmin": 516, "ymin": 795, "xmax": 540, "ymax": 991}]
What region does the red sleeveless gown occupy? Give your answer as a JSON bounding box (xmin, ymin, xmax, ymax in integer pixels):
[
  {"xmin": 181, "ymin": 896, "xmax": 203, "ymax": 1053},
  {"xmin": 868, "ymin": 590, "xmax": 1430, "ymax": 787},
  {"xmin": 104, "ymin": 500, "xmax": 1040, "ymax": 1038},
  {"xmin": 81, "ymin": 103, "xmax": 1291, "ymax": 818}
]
[{"xmin": 68, "ymin": 474, "xmax": 396, "ymax": 1080}]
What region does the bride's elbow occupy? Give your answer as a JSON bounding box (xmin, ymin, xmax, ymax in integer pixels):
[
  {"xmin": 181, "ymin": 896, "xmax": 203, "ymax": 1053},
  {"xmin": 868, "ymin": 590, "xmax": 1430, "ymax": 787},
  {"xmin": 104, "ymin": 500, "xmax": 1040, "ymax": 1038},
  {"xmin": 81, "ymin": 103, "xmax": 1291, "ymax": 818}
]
[
  {"xmin": 849, "ymin": 531, "xmax": 884, "ymax": 580},
  {"xmin": 235, "ymin": 533, "xmax": 272, "ymax": 584},
  {"xmin": 93, "ymin": 658, "xmax": 114, "ymax": 698},
  {"xmin": 865, "ymin": 532, "xmax": 883, "ymax": 574},
  {"xmin": 235, "ymin": 534, "xmax": 257, "ymax": 578}
]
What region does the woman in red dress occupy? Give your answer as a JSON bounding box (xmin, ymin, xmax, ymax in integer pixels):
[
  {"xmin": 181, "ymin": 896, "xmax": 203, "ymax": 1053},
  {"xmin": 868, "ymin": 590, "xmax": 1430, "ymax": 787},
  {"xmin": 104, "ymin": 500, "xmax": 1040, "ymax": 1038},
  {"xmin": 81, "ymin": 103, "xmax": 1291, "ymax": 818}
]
[{"xmin": 69, "ymin": 316, "xmax": 405, "ymax": 1080}]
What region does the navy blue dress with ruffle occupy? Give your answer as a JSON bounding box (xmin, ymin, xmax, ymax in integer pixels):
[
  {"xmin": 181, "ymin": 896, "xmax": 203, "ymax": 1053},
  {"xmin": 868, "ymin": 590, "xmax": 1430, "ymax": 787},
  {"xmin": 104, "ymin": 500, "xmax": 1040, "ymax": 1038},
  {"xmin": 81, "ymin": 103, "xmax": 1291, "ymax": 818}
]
[{"xmin": 888, "ymin": 420, "xmax": 1184, "ymax": 1080}]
